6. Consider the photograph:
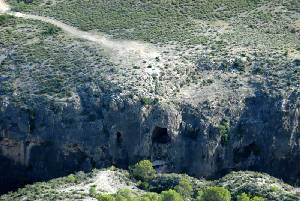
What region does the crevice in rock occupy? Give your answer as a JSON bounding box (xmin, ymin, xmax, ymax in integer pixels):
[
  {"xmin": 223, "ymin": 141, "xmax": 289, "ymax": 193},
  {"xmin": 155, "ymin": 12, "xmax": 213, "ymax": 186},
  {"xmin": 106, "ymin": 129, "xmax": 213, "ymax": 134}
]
[{"xmin": 116, "ymin": 132, "xmax": 122, "ymax": 146}]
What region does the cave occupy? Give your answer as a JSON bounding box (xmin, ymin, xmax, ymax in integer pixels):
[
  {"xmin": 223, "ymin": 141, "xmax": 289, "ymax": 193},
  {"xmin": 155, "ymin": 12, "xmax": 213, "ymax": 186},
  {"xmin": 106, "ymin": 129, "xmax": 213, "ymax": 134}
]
[
  {"xmin": 152, "ymin": 126, "xmax": 171, "ymax": 144},
  {"xmin": 233, "ymin": 142, "xmax": 261, "ymax": 163},
  {"xmin": 116, "ymin": 132, "xmax": 122, "ymax": 146}
]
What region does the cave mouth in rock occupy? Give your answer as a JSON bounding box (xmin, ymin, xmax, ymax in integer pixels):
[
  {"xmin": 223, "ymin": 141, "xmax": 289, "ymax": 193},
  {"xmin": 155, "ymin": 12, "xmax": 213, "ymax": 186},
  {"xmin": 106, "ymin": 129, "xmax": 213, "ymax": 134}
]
[
  {"xmin": 152, "ymin": 126, "xmax": 171, "ymax": 144},
  {"xmin": 233, "ymin": 142, "xmax": 261, "ymax": 164},
  {"xmin": 116, "ymin": 131, "xmax": 122, "ymax": 145}
]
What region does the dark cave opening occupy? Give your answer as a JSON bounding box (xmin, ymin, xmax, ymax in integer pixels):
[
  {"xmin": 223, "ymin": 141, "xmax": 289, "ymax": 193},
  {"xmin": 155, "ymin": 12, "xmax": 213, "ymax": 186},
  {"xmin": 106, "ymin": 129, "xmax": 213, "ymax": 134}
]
[
  {"xmin": 233, "ymin": 142, "xmax": 261, "ymax": 164},
  {"xmin": 152, "ymin": 126, "xmax": 171, "ymax": 144},
  {"xmin": 116, "ymin": 132, "xmax": 122, "ymax": 146}
]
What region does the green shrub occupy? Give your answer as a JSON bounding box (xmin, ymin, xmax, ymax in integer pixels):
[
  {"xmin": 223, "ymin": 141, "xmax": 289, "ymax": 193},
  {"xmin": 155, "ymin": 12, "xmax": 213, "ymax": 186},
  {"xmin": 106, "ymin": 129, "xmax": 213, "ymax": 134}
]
[
  {"xmin": 174, "ymin": 178, "xmax": 192, "ymax": 199},
  {"xmin": 138, "ymin": 181, "xmax": 150, "ymax": 190},
  {"xmin": 115, "ymin": 189, "xmax": 136, "ymax": 201},
  {"xmin": 66, "ymin": 174, "xmax": 76, "ymax": 183},
  {"xmin": 42, "ymin": 25, "xmax": 60, "ymax": 35},
  {"xmin": 232, "ymin": 58, "xmax": 246, "ymax": 72},
  {"xmin": 160, "ymin": 189, "xmax": 183, "ymax": 201},
  {"xmin": 270, "ymin": 186, "xmax": 280, "ymax": 192},
  {"xmin": 236, "ymin": 193, "xmax": 265, "ymax": 201},
  {"xmin": 140, "ymin": 193, "xmax": 160, "ymax": 201},
  {"xmin": 95, "ymin": 194, "xmax": 116, "ymax": 201},
  {"xmin": 130, "ymin": 160, "xmax": 156, "ymax": 181},
  {"xmin": 251, "ymin": 196, "xmax": 265, "ymax": 201},
  {"xmin": 147, "ymin": 174, "xmax": 182, "ymax": 193},
  {"xmin": 218, "ymin": 119, "xmax": 230, "ymax": 144},
  {"xmin": 236, "ymin": 193, "xmax": 250, "ymax": 201},
  {"xmin": 89, "ymin": 185, "xmax": 97, "ymax": 196},
  {"xmin": 197, "ymin": 186, "xmax": 231, "ymax": 201},
  {"xmin": 0, "ymin": 14, "xmax": 13, "ymax": 25},
  {"xmin": 141, "ymin": 97, "xmax": 159, "ymax": 105}
]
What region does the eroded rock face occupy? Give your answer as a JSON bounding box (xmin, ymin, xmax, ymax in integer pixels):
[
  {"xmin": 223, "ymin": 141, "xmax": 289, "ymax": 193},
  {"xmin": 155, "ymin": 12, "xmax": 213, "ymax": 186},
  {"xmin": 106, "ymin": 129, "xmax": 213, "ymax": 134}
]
[{"xmin": 0, "ymin": 87, "xmax": 299, "ymax": 193}]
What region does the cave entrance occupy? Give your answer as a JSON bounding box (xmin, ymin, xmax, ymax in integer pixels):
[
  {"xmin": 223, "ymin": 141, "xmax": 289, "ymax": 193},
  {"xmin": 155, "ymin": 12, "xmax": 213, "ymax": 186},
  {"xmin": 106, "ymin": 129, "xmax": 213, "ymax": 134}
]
[
  {"xmin": 152, "ymin": 126, "xmax": 171, "ymax": 144},
  {"xmin": 116, "ymin": 132, "xmax": 122, "ymax": 146},
  {"xmin": 233, "ymin": 142, "xmax": 261, "ymax": 163}
]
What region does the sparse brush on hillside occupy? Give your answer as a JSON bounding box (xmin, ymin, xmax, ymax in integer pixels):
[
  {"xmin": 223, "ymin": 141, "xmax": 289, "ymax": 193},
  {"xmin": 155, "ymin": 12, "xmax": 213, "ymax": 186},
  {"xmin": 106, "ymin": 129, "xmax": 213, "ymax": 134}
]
[
  {"xmin": 90, "ymin": 161, "xmax": 269, "ymax": 201},
  {"xmin": 7, "ymin": 0, "xmax": 271, "ymax": 43},
  {"xmin": 0, "ymin": 160, "xmax": 298, "ymax": 201}
]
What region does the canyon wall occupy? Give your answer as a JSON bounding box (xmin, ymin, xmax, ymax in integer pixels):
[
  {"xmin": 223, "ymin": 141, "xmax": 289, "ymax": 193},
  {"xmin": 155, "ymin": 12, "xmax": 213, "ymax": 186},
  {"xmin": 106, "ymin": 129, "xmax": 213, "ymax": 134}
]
[{"xmin": 0, "ymin": 87, "xmax": 299, "ymax": 193}]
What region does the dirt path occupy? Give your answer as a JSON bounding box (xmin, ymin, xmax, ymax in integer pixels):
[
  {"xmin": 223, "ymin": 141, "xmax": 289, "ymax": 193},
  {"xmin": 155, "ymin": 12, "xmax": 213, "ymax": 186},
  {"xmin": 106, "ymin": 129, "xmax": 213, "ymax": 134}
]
[
  {"xmin": 0, "ymin": 0, "xmax": 160, "ymax": 67},
  {"xmin": 0, "ymin": 0, "xmax": 9, "ymax": 12},
  {"xmin": 61, "ymin": 170, "xmax": 141, "ymax": 195}
]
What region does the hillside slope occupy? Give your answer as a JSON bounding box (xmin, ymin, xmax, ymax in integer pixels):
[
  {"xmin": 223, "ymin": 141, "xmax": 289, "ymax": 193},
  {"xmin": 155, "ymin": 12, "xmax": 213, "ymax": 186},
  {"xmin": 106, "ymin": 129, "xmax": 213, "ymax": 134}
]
[{"xmin": 1, "ymin": 167, "xmax": 299, "ymax": 201}]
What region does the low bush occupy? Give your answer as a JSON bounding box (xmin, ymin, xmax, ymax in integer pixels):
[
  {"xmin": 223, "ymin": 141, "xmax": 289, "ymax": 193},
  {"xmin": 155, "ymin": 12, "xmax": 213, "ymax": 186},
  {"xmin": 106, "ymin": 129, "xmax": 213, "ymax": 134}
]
[
  {"xmin": 114, "ymin": 189, "xmax": 136, "ymax": 201},
  {"xmin": 130, "ymin": 160, "xmax": 156, "ymax": 181},
  {"xmin": 141, "ymin": 97, "xmax": 159, "ymax": 105},
  {"xmin": 0, "ymin": 14, "xmax": 13, "ymax": 25},
  {"xmin": 66, "ymin": 174, "xmax": 76, "ymax": 183},
  {"xmin": 236, "ymin": 193, "xmax": 250, "ymax": 201},
  {"xmin": 174, "ymin": 178, "xmax": 192, "ymax": 199},
  {"xmin": 197, "ymin": 186, "xmax": 231, "ymax": 201},
  {"xmin": 140, "ymin": 193, "xmax": 160, "ymax": 201},
  {"xmin": 89, "ymin": 185, "xmax": 97, "ymax": 197},
  {"xmin": 236, "ymin": 192, "xmax": 265, "ymax": 201},
  {"xmin": 218, "ymin": 119, "xmax": 230, "ymax": 145},
  {"xmin": 42, "ymin": 25, "xmax": 60, "ymax": 35},
  {"xmin": 95, "ymin": 194, "xmax": 116, "ymax": 201},
  {"xmin": 251, "ymin": 196, "xmax": 265, "ymax": 201},
  {"xmin": 160, "ymin": 189, "xmax": 183, "ymax": 201},
  {"xmin": 147, "ymin": 174, "xmax": 182, "ymax": 193}
]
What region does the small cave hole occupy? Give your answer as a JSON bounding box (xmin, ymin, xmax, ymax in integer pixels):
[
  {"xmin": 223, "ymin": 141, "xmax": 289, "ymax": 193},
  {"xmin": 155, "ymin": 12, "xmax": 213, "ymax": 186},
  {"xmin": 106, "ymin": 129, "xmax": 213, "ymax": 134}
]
[
  {"xmin": 152, "ymin": 126, "xmax": 171, "ymax": 144},
  {"xmin": 116, "ymin": 132, "xmax": 122, "ymax": 145}
]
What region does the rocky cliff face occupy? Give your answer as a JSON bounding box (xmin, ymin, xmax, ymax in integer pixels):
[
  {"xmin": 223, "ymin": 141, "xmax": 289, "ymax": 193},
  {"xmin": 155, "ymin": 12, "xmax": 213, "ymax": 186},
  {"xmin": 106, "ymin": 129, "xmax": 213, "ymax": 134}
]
[{"xmin": 0, "ymin": 86, "xmax": 299, "ymax": 193}]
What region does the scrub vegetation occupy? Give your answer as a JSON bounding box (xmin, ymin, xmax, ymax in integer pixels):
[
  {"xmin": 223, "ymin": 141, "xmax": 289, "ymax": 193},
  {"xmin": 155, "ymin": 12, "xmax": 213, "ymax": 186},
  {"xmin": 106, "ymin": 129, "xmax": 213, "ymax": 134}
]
[{"xmin": 1, "ymin": 161, "xmax": 298, "ymax": 201}]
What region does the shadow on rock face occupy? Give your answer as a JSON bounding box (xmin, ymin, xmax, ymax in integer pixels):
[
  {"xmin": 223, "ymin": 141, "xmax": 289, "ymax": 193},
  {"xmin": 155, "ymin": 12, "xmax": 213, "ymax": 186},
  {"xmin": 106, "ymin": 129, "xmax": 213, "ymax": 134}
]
[
  {"xmin": 228, "ymin": 91, "xmax": 300, "ymax": 185},
  {"xmin": 0, "ymin": 140, "xmax": 96, "ymax": 194},
  {"xmin": 0, "ymin": 154, "xmax": 30, "ymax": 195}
]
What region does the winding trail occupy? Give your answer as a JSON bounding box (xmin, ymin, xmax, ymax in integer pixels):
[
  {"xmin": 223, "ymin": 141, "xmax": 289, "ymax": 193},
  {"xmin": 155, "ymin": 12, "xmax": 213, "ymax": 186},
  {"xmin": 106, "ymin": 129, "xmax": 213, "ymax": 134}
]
[
  {"xmin": 0, "ymin": 0, "xmax": 160, "ymax": 66},
  {"xmin": 0, "ymin": 0, "xmax": 9, "ymax": 12}
]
